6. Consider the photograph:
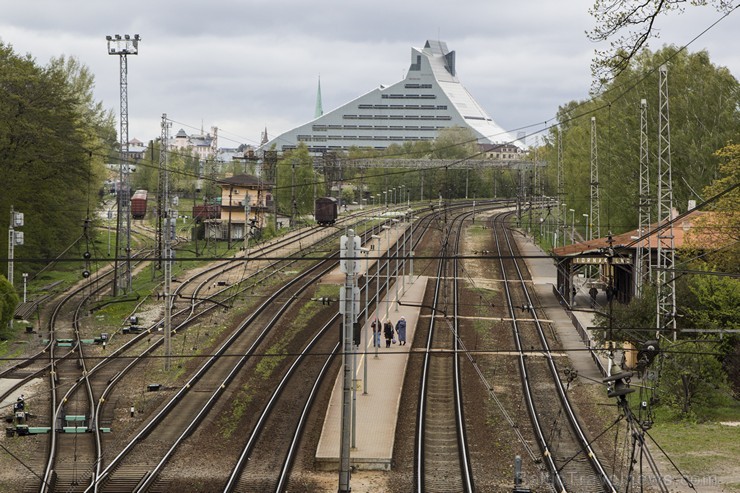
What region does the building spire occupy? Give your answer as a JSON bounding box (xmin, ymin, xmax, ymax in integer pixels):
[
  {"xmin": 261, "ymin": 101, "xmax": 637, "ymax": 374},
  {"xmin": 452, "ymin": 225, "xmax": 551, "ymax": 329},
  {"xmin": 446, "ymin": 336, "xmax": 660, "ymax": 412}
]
[{"xmin": 314, "ymin": 76, "xmax": 323, "ymax": 118}]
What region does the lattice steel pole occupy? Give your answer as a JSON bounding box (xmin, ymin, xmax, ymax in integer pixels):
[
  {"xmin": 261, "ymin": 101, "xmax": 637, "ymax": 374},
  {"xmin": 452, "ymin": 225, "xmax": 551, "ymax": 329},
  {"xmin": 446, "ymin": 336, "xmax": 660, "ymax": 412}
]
[
  {"xmin": 590, "ymin": 116, "xmax": 600, "ymax": 241},
  {"xmin": 161, "ymin": 114, "xmax": 173, "ymax": 371},
  {"xmin": 557, "ymin": 128, "xmax": 566, "ymax": 247},
  {"xmin": 656, "ymin": 65, "xmax": 676, "ymax": 339},
  {"xmin": 107, "ymin": 34, "xmax": 140, "ymax": 295},
  {"xmin": 636, "ymin": 99, "xmax": 652, "ymax": 297}
]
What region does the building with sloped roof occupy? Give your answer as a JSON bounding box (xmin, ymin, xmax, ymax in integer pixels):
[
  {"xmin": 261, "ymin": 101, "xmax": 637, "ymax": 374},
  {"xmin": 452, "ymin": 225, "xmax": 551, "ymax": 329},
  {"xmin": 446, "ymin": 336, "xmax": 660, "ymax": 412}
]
[
  {"xmin": 551, "ymin": 209, "xmax": 717, "ymax": 307},
  {"xmin": 201, "ymin": 174, "xmax": 273, "ymax": 241},
  {"xmin": 170, "ymin": 127, "xmax": 219, "ymax": 161},
  {"xmin": 264, "ymin": 40, "xmax": 517, "ymax": 153}
]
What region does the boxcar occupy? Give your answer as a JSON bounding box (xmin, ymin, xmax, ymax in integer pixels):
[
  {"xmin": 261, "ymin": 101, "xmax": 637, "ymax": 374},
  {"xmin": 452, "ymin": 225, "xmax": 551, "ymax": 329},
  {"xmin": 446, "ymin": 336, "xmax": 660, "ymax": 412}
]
[
  {"xmin": 315, "ymin": 197, "xmax": 338, "ymax": 226},
  {"xmin": 131, "ymin": 190, "xmax": 148, "ymax": 219}
]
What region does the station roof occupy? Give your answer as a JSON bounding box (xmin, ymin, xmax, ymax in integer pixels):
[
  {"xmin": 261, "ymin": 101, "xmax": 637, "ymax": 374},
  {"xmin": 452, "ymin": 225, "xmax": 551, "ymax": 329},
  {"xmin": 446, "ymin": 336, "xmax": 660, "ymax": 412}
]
[{"xmin": 552, "ymin": 209, "xmax": 710, "ymax": 258}]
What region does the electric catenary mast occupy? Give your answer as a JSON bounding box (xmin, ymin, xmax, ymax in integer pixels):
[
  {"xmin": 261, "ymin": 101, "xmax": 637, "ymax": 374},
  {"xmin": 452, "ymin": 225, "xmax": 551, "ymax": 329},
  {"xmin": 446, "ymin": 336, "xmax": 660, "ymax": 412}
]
[
  {"xmin": 656, "ymin": 65, "xmax": 676, "ymax": 338},
  {"xmin": 636, "ymin": 99, "xmax": 652, "ymax": 297},
  {"xmin": 589, "ymin": 116, "xmax": 601, "ymax": 241}
]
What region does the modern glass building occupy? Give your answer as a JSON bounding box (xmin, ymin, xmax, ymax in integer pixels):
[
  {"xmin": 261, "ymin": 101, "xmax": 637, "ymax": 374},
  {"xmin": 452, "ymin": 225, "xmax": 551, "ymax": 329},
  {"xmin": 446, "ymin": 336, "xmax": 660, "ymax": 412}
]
[{"xmin": 264, "ymin": 40, "xmax": 516, "ymax": 153}]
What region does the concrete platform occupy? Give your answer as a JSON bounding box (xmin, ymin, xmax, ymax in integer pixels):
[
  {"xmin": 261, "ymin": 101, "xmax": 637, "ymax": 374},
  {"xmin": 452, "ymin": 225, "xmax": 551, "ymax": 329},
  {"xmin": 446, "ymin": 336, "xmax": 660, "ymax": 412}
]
[{"xmin": 315, "ymin": 275, "xmax": 428, "ymax": 471}]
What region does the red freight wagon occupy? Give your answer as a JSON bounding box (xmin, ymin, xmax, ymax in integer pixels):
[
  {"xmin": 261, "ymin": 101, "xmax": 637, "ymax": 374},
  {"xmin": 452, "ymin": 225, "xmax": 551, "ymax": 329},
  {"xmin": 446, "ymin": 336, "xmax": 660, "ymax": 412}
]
[{"xmin": 131, "ymin": 190, "xmax": 148, "ymax": 219}]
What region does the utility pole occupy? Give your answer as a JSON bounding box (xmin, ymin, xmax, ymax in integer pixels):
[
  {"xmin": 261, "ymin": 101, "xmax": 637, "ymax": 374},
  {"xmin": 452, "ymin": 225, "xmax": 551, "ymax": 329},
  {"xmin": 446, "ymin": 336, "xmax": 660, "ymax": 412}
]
[
  {"xmin": 557, "ymin": 128, "xmax": 567, "ymax": 247},
  {"xmin": 156, "ymin": 114, "xmax": 169, "ymax": 274},
  {"xmin": 161, "ymin": 114, "xmax": 173, "ymax": 371},
  {"xmin": 227, "ymin": 186, "xmax": 233, "ymax": 249},
  {"xmin": 107, "ymin": 34, "xmax": 140, "ymax": 296},
  {"xmin": 339, "ymin": 230, "xmax": 360, "ymax": 493},
  {"xmin": 291, "ymin": 158, "xmax": 297, "ymax": 227},
  {"xmin": 656, "ymin": 65, "xmax": 676, "ymax": 339},
  {"xmin": 590, "ymin": 116, "xmax": 601, "ymax": 241},
  {"xmin": 636, "ymin": 99, "xmax": 652, "ymax": 297}
]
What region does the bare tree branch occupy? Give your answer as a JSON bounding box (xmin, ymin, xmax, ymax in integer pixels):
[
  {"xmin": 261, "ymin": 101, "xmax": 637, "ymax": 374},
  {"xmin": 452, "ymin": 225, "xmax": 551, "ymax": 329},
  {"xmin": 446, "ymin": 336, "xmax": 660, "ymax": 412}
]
[{"xmin": 587, "ymin": 0, "xmax": 735, "ymax": 84}]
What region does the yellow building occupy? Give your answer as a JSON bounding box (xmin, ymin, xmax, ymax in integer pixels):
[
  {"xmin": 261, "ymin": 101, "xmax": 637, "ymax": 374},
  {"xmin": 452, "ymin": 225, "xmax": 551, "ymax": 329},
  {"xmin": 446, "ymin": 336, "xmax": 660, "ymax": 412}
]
[{"xmin": 213, "ymin": 174, "xmax": 272, "ymax": 240}]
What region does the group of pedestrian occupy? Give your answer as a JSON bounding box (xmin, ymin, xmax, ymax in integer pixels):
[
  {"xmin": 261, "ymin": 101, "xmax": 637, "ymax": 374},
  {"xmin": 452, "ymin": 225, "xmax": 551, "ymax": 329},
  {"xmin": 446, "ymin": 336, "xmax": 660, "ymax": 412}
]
[{"xmin": 371, "ymin": 316, "xmax": 407, "ymax": 348}]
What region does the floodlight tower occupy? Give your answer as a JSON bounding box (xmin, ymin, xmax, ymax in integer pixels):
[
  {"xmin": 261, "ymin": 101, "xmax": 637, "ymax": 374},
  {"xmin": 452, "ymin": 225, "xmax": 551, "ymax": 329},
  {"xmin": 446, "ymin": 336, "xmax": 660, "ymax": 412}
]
[{"xmin": 107, "ymin": 34, "xmax": 140, "ymax": 295}]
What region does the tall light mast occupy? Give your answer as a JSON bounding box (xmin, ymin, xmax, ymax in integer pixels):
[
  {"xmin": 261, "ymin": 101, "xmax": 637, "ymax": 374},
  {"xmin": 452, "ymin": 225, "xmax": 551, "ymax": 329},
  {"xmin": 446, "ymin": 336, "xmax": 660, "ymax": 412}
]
[
  {"xmin": 656, "ymin": 65, "xmax": 676, "ymax": 338},
  {"xmin": 106, "ymin": 34, "xmax": 140, "ymax": 295}
]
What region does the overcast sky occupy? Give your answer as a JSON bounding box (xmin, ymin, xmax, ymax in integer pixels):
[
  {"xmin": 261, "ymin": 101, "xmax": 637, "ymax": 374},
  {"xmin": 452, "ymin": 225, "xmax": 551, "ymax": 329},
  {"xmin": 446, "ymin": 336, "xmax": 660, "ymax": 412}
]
[{"xmin": 1, "ymin": 1, "xmax": 737, "ymax": 149}]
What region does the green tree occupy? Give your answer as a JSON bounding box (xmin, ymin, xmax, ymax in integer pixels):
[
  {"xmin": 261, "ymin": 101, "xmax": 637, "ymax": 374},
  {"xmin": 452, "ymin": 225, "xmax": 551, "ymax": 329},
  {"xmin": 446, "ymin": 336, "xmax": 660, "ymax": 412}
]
[
  {"xmin": 275, "ymin": 144, "xmax": 321, "ymax": 219},
  {"xmin": 0, "ymin": 43, "xmax": 116, "ymax": 275},
  {"xmin": 542, "ymin": 47, "xmax": 739, "ymax": 236},
  {"xmin": 430, "ymin": 126, "xmax": 479, "ymax": 159},
  {"xmin": 658, "ymin": 339, "xmax": 730, "ymax": 417},
  {"xmin": 0, "ymin": 276, "xmax": 19, "ymax": 339},
  {"xmin": 594, "ymin": 284, "xmax": 658, "ymax": 345},
  {"xmin": 587, "ymin": 0, "xmax": 734, "ymax": 83},
  {"xmin": 684, "ymin": 143, "xmax": 740, "ymax": 272}
]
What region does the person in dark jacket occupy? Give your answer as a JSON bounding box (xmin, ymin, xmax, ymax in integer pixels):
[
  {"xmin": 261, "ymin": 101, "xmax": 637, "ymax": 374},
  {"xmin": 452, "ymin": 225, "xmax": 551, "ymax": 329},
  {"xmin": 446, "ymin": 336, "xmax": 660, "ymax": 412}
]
[
  {"xmin": 589, "ymin": 286, "xmax": 598, "ymax": 307},
  {"xmin": 396, "ymin": 316, "xmax": 407, "ymax": 346},
  {"xmin": 371, "ymin": 318, "xmax": 381, "ymax": 347},
  {"xmin": 383, "ymin": 320, "xmax": 394, "ymax": 348}
]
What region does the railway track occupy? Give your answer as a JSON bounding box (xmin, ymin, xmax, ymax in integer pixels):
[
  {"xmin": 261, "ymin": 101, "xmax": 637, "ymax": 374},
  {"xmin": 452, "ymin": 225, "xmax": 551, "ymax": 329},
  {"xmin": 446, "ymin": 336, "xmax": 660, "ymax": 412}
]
[
  {"xmin": 491, "ymin": 211, "xmax": 615, "ymax": 493},
  {"xmin": 34, "ymin": 233, "xmax": 159, "ymax": 492},
  {"xmin": 6, "ymin": 201, "xmax": 514, "ymax": 492},
  {"xmin": 217, "ymin": 206, "xmax": 456, "ymax": 492},
  {"xmin": 77, "ymin": 207, "xmax": 414, "ymax": 491},
  {"xmin": 415, "ymin": 206, "xmax": 475, "ymax": 493},
  {"xmin": 12, "ymin": 210, "xmax": 371, "ymax": 492},
  {"xmin": 85, "ymin": 219, "xmax": 396, "ymax": 492}
]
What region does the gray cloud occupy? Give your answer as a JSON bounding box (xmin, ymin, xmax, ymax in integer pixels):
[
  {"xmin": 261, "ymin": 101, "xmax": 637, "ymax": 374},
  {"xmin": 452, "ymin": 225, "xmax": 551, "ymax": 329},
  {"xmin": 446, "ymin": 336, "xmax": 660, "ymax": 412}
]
[{"xmin": 1, "ymin": 0, "xmax": 736, "ymax": 147}]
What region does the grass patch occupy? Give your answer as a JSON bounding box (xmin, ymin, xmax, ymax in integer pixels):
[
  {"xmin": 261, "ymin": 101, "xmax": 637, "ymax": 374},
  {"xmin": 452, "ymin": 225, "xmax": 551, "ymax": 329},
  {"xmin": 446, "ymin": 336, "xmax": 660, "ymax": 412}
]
[
  {"xmin": 466, "ymin": 223, "xmax": 489, "ymax": 237},
  {"xmin": 648, "ymin": 420, "xmax": 740, "ymax": 481},
  {"xmin": 221, "ymin": 385, "xmax": 255, "ymax": 439},
  {"xmin": 253, "ymin": 285, "xmax": 336, "ymax": 380},
  {"xmin": 221, "ymin": 284, "xmax": 337, "ymax": 437},
  {"xmin": 632, "ymin": 400, "xmax": 740, "ymax": 490}
]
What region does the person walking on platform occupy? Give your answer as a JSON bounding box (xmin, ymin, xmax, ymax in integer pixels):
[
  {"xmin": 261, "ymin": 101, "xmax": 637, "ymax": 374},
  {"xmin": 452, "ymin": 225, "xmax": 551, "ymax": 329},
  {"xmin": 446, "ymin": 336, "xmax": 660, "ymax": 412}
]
[
  {"xmin": 371, "ymin": 318, "xmax": 381, "ymax": 347},
  {"xmin": 383, "ymin": 320, "xmax": 395, "ymax": 348},
  {"xmin": 396, "ymin": 316, "xmax": 407, "ymax": 346},
  {"xmin": 589, "ymin": 286, "xmax": 598, "ymax": 308}
]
